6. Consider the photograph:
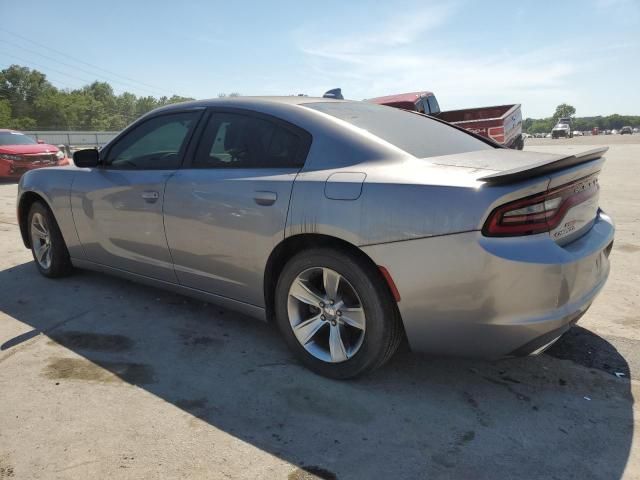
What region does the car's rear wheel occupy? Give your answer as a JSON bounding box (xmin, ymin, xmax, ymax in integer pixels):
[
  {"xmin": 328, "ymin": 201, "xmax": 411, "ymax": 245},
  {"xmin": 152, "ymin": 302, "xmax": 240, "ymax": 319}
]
[
  {"xmin": 28, "ymin": 201, "xmax": 73, "ymax": 278},
  {"xmin": 275, "ymin": 247, "xmax": 402, "ymax": 379}
]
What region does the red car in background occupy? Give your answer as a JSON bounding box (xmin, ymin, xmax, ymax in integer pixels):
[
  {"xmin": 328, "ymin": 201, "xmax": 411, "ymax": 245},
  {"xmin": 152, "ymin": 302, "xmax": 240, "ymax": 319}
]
[{"xmin": 0, "ymin": 129, "xmax": 69, "ymax": 179}]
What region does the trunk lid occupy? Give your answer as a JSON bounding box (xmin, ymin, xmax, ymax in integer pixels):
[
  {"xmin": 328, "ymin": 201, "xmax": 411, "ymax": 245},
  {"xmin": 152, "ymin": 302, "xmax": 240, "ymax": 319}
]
[{"xmin": 434, "ymin": 146, "xmax": 607, "ymax": 185}]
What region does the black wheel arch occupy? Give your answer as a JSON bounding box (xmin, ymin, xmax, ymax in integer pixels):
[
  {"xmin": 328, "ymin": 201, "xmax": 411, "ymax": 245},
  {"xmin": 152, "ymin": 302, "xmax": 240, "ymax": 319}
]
[
  {"xmin": 18, "ymin": 191, "xmax": 51, "ymax": 248},
  {"xmin": 263, "ymin": 233, "xmax": 402, "ymax": 326}
]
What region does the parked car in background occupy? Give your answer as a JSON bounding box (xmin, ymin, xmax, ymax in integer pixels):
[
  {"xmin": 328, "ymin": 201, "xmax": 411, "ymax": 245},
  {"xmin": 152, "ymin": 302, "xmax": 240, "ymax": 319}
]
[
  {"xmin": 367, "ymin": 91, "xmax": 524, "ymax": 150},
  {"xmin": 17, "ymin": 97, "xmax": 614, "ymax": 378},
  {"xmin": 552, "ymin": 118, "xmax": 573, "ymax": 139},
  {"xmin": 620, "ymin": 126, "xmax": 633, "ymax": 135},
  {"xmin": 611, "ymin": 129, "xmax": 619, "ymax": 135},
  {"xmin": 0, "ymin": 130, "xmax": 69, "ymax": 179},
  {"xmin": 573, "ymin": 131, "xmax": 583, "ymax": 136}
]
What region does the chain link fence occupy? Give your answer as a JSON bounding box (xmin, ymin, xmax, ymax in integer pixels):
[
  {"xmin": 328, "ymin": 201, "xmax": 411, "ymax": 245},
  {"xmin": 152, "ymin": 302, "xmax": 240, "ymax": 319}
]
[{"xmin": 22, "ymin": 131, "xmax": 119, "ymax": 156}]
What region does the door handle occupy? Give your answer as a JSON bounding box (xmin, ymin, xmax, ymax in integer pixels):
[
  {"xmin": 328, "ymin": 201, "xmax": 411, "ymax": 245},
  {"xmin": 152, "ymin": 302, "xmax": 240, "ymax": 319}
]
[
  {"xmin": 254, "ymin": 191, "xmax": 277, "ymax": 206},
  {"xmin": 141, "ymin": 191, "xmax": 160, "ymax": 202}
]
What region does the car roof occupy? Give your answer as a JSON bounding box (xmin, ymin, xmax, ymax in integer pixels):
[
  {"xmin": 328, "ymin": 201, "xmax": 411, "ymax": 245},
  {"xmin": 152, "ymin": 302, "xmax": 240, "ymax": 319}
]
[
  {"xmin": 142, "ymin": 96, "xmax": 357, "ymax": 122},
  {"xmin": 367, "ymin": 91, "xmax": 434, "ymax": 105},
  {"xmin": 153, "ymin": 96, "xmax": 345, "ymax": 112}
]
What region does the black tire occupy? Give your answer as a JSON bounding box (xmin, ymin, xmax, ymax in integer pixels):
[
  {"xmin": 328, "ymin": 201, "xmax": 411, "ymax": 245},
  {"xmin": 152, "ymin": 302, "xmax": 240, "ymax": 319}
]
[
  {"xmin": 274, "ymin": 247, "xmax": 403, "ymax": 379},
  {"xmin": 513, "ymin": 136, "xmax": 524, "ymax": 150},
  {"xmin": 28, "ymin": 201, "xmax": 73, "ymax": 278}
]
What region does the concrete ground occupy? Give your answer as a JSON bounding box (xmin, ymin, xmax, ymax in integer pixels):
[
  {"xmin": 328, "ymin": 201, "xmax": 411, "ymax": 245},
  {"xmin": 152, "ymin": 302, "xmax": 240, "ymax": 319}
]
[{"xmin": 0, "ymin": 135, "xmax": 638, "ymax": 479}]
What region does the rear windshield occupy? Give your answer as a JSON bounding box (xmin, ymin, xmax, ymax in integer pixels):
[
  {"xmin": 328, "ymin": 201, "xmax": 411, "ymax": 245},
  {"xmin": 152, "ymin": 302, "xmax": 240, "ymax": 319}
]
[
  {"xmin": 0, "ymin": 132, "xmax": 37, "ymax": 146},
  {"xmin": 303, "ymin": 102, "xmax": 492, "ymax": 158}
]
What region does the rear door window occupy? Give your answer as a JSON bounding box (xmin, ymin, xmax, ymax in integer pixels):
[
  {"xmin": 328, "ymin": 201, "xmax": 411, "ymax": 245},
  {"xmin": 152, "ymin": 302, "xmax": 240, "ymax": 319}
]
[
  {"xmin": 304, "ymin": 102, "xmax": 492, "ymax": 158},
  {"xmin": 193, "ymin": 111, "xmax": 307, "ymax": 169}
]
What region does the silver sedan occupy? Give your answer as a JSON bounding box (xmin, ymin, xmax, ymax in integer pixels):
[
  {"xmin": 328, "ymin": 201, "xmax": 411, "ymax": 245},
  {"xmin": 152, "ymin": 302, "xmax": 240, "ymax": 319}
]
[{"xmin": 17, "ymin": 97, "xmax": 614, "ymax": 378}]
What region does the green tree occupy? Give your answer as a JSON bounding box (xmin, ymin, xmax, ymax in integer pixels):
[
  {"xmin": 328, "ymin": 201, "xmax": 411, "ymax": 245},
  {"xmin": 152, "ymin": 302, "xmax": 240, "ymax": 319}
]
[
  {"xmin": 552, "ymin": 103, "xmax": 576, "ymax": 122},
  {"xmin": 0, "ymin": 99, "xmax": 11, "ymax": 126},
  {"xmin": 0, "ymin": 65, "xmax": 195, "ymax": 130},
  {"xmin": 0, "ymin": 65, "xmax": 54, "ymax": 121}
]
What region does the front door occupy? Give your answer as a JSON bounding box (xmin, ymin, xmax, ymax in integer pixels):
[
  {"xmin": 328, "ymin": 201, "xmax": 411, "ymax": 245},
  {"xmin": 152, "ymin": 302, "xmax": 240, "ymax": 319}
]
[
  {"xmin": 71, "ymin": 110, "xmax": 201, "ymax": 282},
  {"xmin": 164, "ymin": 109, "xmax": 310, "ymax": 306}
]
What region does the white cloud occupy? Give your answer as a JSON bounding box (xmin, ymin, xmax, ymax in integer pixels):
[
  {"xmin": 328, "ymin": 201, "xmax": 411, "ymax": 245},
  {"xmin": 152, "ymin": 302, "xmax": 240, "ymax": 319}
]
[
  {"xmin": 594, "ymin": 0, "xmax": 636, "ymax": 7},
  {"xmin": 593, "ymin": 0, "xmax": 640, "ymax": 25},
  {"xmin": 300, "ymin": 3, "xmax": 456, "ymax": 55},
  {"xmin": 290, "ymin": 1, "xmax": 639, "ymax": 117},
  {"xmin": 295, "ymin": 8, "xmax": 579, "ymax": 116}
]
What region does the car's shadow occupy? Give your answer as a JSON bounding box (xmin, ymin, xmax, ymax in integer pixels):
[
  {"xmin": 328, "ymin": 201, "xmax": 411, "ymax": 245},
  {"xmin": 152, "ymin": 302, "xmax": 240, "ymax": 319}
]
[{"xmin": 0, "ymin": 262, "xmax": 634, "ymax": 479}]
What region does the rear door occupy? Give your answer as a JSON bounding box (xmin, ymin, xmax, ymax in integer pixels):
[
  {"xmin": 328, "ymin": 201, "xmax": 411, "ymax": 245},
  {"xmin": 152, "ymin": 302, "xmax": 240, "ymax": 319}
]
[
  {"xmin": 164, "ymin": 108, "xmax": 311, "ymax": 306},
  {"xmin": 71, "ymin": 110, "xmax": 202, "ymax": 281}
]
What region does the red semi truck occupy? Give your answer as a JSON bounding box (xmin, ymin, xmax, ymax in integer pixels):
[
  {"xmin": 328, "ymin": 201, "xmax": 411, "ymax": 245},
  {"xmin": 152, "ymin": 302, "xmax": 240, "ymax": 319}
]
[{"xmin": 367, "ymin": 91, "xmax": 524, "ymax": 150}]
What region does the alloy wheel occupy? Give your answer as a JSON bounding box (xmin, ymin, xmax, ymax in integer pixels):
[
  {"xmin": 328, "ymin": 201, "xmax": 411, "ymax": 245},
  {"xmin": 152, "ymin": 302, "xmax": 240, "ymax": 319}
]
[
  {"xmin": 287, "ymin": 267, "xmax": 366, "ymax": 363},
  {"xmin": 30, "ymin": 212, "xmax": 52, "ymax": 270}
]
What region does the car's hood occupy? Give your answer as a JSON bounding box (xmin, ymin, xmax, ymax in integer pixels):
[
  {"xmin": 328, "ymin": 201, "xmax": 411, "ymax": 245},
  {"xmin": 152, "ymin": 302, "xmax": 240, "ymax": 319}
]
[{"xmin": 0, "ymin": 144, "xmax": 59, "ymax": 154}]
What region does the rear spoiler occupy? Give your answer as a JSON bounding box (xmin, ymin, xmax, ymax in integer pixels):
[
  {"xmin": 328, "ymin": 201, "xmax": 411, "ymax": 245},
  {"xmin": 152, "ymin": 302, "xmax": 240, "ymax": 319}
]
[{"xmin": 478, "ymin": 147, "xmax": 608, "ymax": 185}]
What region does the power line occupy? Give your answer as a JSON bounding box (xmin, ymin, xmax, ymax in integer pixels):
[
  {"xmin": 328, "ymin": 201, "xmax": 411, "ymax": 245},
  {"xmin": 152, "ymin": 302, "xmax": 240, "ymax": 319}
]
[
  {"xmin": 0, "ymin": 38, "xmax": 171, "ymax": 97},
  {"xmin": 0, "ymin": 55, "xmax": 147, "ymax": 123},
  {"xmin": 0, "ymin": 50, "xmax": 110, "ymax": 87},
  {"xmin": 0, "ymin": 27, "xmax": 185, "ymax": 97},
  {"xmin": 26, "ymin": 74, "xmax": 85, "ymax": 91},
  {"xmin": 0, "ymin": 54, "xmax": 188, "ymax": 126}
]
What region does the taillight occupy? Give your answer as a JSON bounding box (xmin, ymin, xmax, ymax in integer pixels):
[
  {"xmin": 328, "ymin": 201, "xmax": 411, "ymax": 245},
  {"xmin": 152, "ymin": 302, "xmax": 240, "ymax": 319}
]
[
  {"xmin": 482, "ymin": 174, "xmax": 599, "ymax": 237},
  {"xmin": 488, "ymin": 126, "xmax": 505, "ymax": 143}
]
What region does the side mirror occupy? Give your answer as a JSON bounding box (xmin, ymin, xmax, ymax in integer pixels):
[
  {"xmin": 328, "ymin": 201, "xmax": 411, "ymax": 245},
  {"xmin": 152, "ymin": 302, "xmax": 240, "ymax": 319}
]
[
  {"xmin": 73, "ymin": 149, "xmax": 100, "ymax": 168},
  {"xmin": 37, "ymin": 139, "xmax": 45, "ymax": 144}
]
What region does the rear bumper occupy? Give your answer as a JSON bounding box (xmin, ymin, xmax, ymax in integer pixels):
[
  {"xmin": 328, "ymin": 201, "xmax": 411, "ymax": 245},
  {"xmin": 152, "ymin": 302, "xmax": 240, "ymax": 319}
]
[{"xmin": 361, "ymin": 210, "xmax": 614, "ymax": 358}]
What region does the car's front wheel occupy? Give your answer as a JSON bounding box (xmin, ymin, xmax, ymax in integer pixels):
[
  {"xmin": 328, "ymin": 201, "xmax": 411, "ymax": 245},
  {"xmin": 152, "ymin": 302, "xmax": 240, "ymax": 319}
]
[
  {"xmin": 275, "ymin": 248, "xmax": 403, "ymax": 379},
  {"xmin": 28, "ymin": 201, "xmax": 73, "ymax": 278}
]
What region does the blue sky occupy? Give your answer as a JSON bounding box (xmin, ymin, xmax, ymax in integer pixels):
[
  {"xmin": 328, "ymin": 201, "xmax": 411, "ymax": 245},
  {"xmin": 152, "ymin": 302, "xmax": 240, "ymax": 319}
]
[{"xmin": 1, "ymin": 0, "xmax": 638, "ymax": 118}]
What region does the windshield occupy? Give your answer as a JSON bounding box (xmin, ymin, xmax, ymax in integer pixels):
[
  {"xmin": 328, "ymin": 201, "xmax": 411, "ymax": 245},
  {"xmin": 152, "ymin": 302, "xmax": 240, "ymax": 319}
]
[
  {"xmin": 303, "ymin": 102, "xmax": 492, "ymax": 158},
  {"xmin": 0, "ymin": 132, "xmax": 37, "ymax": 146}
]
